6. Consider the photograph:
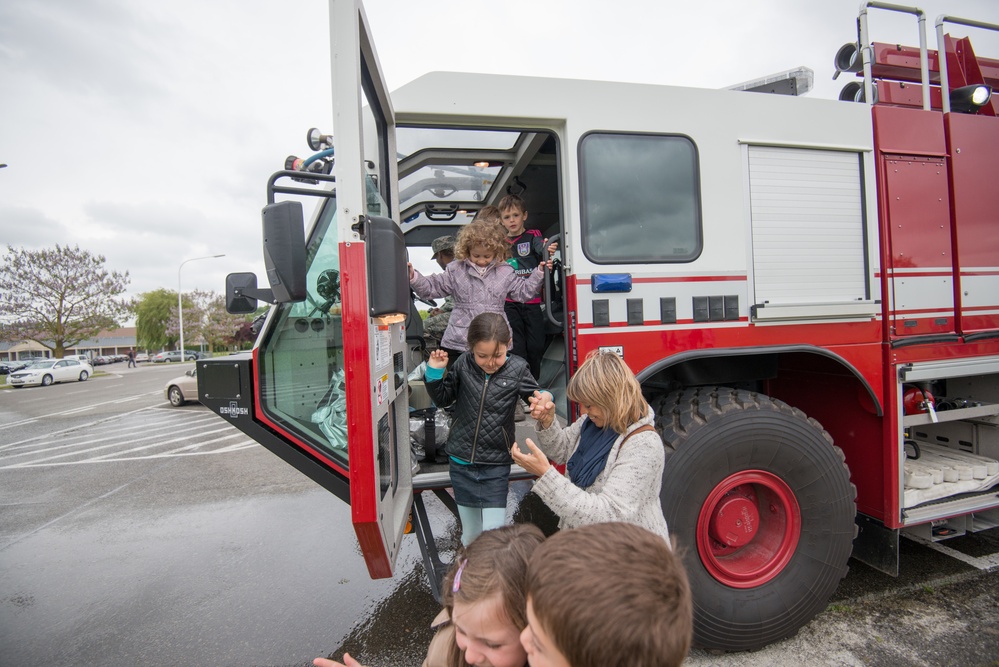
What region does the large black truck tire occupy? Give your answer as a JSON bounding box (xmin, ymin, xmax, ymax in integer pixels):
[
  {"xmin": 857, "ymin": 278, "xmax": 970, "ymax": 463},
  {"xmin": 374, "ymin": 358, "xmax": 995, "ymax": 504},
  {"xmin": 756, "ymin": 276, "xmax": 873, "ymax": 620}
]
[{"xmin": 654, "ymin": 387, "xmax": 856, "ymax": 651}]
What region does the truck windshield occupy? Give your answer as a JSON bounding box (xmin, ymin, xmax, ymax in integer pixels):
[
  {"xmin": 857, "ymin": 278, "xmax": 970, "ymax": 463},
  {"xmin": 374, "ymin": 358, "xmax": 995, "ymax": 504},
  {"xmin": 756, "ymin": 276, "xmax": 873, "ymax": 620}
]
[{"xmin": 256, "ymin": 180, "xmax": 387, "ymax": 468}]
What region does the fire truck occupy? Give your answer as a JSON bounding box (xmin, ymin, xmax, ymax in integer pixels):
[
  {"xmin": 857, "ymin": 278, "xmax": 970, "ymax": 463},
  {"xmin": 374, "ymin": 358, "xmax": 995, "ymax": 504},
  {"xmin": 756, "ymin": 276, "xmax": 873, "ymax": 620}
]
[{"xmin": 198, "ymin": 0, "xmax": 999, "ymax": 652}]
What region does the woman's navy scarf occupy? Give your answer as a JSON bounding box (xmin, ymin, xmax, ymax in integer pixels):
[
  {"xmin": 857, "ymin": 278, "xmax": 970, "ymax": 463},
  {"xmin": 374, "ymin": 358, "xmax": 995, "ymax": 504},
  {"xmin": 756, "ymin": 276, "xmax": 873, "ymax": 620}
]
[{"xmin": 566, "ymin": 418, "xmax": 619, "ymax": 489}]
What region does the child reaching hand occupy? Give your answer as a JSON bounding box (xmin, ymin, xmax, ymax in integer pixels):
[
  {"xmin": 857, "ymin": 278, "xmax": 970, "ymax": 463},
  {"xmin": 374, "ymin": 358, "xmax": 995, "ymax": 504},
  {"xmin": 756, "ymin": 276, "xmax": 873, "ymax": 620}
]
[
  {"xmin": 425, "ymin": 312, "xmax": 542, "ymax": 546},
  {"xmin": 314, "ymin": 523, "xmax": 545, "ymax": 667},
  {"xmin": 410, "ymin": 219, "xmax": 549, "ymax": 363}
]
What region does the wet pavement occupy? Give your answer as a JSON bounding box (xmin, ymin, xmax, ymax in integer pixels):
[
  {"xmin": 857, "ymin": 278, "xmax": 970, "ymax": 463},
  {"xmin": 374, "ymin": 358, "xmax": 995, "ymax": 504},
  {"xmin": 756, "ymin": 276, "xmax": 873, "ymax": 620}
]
[
  {"xmin": 0, "ymin": 407, "xmax": 442, "ymax": 667},
  {"xmin": 2, "ymin": 381, "xmax": 999, "ymax": 666}
]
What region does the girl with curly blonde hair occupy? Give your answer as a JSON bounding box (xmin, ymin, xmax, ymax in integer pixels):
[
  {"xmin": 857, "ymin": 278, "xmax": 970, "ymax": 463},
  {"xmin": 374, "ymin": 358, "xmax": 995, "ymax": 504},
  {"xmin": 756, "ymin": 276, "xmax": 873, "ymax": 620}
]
[{"xmin": 409, "ymin": 218, "xmax": 549, "ymax": 361}]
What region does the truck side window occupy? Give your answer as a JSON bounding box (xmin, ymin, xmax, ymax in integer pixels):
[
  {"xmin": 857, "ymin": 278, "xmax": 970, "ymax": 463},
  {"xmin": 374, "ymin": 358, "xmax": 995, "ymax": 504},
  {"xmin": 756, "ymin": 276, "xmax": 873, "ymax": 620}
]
[
  {"xmin": 579, "ymin": 132, "xmax": 701, "ymax": 263},
  {"xmin": 257, "ymin": 201, "xmax": 350, "ymax": 468}
]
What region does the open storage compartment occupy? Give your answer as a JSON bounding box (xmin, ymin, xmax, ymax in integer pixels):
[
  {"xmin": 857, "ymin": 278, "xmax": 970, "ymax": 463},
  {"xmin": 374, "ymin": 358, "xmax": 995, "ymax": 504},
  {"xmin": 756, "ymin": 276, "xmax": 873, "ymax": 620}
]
[{"xmin": 899, "ymin": 360, "xmax": 999, "ymax": 527}]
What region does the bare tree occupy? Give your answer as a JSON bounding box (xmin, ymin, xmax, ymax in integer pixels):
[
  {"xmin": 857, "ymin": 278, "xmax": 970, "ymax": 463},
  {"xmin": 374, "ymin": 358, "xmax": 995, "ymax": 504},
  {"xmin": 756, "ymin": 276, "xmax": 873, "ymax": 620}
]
[{"xmin": 0, "ymin": 245, "xmax": 131, "ymax": 357}]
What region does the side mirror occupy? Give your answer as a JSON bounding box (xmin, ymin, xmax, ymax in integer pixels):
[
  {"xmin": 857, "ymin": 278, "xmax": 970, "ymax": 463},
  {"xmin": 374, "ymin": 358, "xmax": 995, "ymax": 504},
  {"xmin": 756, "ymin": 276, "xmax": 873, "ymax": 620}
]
[
  {"xmin": 366, "ymin": 215, "xmax": 410, "ymax": 318},
  {"xmin": 262, "ymin": 201, "xmax": 307, "ymax": 302},
  {"xmin": 225, "ymin": 273, "xmax": 260, "ymax": 314},
  {"xmin": 223, "ymin": 201, "xmax": 308, "ymax": 313}
]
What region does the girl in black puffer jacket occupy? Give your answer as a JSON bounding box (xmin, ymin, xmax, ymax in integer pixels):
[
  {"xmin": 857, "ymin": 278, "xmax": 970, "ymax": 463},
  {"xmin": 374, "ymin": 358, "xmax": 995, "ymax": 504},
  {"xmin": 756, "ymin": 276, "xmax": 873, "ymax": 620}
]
[{"xmin": 425, "ymin": 312, "xmax": 544, "ymax": 546}]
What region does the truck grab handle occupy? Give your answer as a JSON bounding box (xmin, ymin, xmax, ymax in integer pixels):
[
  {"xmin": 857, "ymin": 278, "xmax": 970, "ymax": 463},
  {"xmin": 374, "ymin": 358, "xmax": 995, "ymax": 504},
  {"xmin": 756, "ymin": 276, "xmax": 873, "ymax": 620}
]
[{"xmin": 543, "ymin": 233, "xmax": 563, "ymax": 329}]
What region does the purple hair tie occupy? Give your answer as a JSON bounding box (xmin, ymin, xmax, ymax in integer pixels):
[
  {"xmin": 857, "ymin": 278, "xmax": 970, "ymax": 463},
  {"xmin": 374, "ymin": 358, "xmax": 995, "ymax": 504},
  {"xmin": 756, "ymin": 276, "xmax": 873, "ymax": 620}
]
[{"xmin": 452, "ymin": 558, "xmax": 468, "ymax": 593}]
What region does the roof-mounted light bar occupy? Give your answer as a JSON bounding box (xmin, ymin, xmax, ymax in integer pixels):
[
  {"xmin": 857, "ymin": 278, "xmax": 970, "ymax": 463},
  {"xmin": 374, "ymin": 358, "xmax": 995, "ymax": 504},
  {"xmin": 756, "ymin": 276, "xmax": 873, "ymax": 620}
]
[{"xmin": 726, "ymin": 66, "xmax": 814, "ymax": 96}]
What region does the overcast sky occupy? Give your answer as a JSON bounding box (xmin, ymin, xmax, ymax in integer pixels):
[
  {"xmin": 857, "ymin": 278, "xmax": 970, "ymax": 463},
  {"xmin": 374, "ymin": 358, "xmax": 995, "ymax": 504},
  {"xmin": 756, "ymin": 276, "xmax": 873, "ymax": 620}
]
[{"xmin": 2, "ymin": 0, "xmax": 997, "ymax": 320}]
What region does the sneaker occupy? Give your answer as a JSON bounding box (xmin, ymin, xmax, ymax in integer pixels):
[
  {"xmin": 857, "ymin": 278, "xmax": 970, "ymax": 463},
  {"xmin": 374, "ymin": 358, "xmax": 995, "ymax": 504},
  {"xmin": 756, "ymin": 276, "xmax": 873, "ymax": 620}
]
[{"xmin": 514, "ymin": 408, "xmax": 526, "ymax": 422}]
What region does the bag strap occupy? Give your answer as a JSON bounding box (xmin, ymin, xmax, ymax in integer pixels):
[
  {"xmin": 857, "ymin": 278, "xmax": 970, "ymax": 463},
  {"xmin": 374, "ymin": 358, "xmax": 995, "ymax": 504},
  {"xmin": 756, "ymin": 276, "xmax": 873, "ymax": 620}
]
[{"xmin": 620, "ymin": 424, "xmax": 656, "ymax": 448}]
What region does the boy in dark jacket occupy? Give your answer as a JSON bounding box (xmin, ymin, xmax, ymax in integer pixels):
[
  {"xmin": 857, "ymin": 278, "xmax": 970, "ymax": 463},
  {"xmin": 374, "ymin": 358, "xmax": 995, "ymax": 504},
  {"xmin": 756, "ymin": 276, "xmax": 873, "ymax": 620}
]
[
  {"xmin": 500, "ymin": 193, "xmax": 556, "ymax": 381},
  {"xmin": 424, "ymin": 312, "xmax": 544, "ymax": 546}
]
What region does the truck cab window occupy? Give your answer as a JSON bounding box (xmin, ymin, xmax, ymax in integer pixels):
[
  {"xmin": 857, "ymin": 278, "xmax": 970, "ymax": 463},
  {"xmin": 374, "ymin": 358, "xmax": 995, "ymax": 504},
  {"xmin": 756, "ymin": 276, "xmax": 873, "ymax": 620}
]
[
  {"xmin": 257, "ymin": 200, "xmax": 350, "ymax": 468},
  {"xmin": 579, "ymin": 132, "xmax": 701, "ymax": 263}
]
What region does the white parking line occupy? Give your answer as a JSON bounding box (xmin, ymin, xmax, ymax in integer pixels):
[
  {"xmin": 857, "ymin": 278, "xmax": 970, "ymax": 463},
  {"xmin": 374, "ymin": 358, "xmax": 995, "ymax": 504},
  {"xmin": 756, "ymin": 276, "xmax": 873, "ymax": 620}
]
[
  {"xmin": 60, "ymin": 405, "xmax": 97, "ymax": 415},
  {"xmin": 86, "ymin": 426, "xmax": 243, "ymax": 461},
  {"xmin": 152, "ymin": 433, "xmax": 251, "ymax": 456},
  {"xmin": 60, "ymin": 441, "xmax": 258, "ymax": 463},
  {"xmin": 0, "ymin": 421, "xmax": 235, "ymax": 467},
  {"xmin": 2, "ymin": 419, "xmax": 37, "ymax": 428},
  {"xmin": 0, "ymin": 392, "xmax": 161, "ymax": 432},
  {"xmin": 2, "ymin": 411, "xmax": 211, "ymax": 451},
  {"xmin": 111, "ymin": 395, "xmax": 147, "ymax": 403},
  {"xmin": 0, "ymin": 404, "xmax": 159, "ymax": 448},
  {"xmin": 0, "ymin": 413, "xmax": 219, "ymax": 457},
  {"xmin": 908, "ymin": 535, "xmax": 999, "ymax": 571}
]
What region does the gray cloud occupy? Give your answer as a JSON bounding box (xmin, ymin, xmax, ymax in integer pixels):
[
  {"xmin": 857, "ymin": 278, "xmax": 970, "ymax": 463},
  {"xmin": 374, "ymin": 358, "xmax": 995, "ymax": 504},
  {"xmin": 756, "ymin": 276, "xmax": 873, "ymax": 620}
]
[
  {"xmin": 0, "ymin": 206, "xmax": 74, "ymax": 247},
  {"xmin": 0, "ymin": 0, "xmax": 173, "ymax": 105}
]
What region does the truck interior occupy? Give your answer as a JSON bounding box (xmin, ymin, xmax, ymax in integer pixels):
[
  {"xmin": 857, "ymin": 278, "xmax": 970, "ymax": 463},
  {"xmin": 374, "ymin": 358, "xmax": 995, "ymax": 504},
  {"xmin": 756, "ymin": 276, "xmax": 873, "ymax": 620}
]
[{"xmin": 394, "ymin": 124, "xmax": 567, "ymax": 420}]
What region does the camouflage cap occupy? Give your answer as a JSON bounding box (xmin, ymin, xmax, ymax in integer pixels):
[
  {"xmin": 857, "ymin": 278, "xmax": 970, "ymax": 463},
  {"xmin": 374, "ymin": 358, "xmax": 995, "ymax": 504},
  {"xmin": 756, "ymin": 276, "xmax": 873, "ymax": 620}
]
[{"xmin": 431, "ymin": 235, "xmax": 456, "ymax": 259}]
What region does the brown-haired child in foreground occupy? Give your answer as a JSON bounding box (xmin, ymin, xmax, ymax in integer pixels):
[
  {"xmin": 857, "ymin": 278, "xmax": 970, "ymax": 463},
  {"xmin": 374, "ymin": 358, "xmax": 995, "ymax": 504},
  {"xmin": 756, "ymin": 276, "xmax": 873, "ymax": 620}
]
[{"xmin": 521, "ymin": 522, "xmax": 692, "ymax": 667}]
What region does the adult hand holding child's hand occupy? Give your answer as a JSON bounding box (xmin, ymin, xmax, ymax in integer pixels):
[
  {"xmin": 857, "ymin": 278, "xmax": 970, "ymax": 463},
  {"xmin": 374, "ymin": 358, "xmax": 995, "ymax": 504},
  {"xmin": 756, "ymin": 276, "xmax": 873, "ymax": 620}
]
[{"xmin": 528, "ymin": 390, "xmax": 555, "ymax": 427}]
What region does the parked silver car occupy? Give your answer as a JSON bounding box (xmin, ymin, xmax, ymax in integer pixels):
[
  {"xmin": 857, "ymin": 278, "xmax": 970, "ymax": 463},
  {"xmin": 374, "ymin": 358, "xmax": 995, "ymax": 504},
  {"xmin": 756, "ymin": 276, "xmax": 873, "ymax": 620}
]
[
  {"xmin": 153, "ymin": 351, "xmax": 198, "ymax": 363},
  {"xmin": 165, "ymin": 368, "xmax": 199, "ymax": 406}
]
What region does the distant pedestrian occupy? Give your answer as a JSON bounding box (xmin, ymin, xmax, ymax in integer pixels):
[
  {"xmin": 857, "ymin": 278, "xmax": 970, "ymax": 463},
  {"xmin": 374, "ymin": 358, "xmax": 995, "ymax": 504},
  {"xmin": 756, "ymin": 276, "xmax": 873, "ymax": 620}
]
[{"xmin": 127, "ymin": 349, "xmax": 136, "ymax": 368}]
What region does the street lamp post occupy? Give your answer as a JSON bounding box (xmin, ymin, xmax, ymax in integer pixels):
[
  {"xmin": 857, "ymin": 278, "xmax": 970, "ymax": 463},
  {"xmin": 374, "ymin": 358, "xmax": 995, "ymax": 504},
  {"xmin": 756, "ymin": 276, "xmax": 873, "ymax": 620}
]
[{"xmin": 178, "ymin": 254, "xmax": 225, "ymax": 359}]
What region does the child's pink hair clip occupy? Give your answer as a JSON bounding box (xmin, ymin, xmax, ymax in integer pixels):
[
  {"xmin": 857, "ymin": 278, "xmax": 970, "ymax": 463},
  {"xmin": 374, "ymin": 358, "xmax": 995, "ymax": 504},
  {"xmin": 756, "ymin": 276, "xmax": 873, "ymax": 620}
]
[{"xmin": 452, "ymin": 559, "xmax": 467, "ymax": 593}]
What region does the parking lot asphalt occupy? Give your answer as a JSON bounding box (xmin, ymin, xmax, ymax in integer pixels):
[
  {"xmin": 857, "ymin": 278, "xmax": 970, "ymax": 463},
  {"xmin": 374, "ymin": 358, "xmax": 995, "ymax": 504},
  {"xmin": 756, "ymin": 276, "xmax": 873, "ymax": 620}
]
[{"xmin": 3, "ymin": 369, "xmax": 999, "ymax": 666}]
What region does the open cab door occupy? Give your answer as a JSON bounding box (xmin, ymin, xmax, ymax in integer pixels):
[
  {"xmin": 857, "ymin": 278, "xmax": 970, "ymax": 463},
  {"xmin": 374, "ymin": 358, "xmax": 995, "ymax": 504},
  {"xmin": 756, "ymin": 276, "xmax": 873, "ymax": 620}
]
[
  {"xmin": 330, "ymin": 0, "xmax": 411, "ymax": 577},
  {"xmin": 204, "ymin": 0, "xmax": 409, "ymax": 581}
]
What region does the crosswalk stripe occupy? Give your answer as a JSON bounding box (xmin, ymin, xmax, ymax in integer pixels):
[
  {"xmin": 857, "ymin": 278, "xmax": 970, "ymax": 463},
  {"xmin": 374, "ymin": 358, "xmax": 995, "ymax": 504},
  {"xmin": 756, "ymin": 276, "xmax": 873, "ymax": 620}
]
[{"xmin": 0, "ymin": 407, "xmax": 258, "ymax": 468}]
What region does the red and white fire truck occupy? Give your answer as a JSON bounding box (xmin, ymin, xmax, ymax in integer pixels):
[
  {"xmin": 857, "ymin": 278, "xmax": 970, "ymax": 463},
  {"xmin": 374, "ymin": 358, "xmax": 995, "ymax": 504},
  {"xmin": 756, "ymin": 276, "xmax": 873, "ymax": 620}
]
[{"xmin": 199, "ymin": 0, "xmax": 999, "ymax": 651}]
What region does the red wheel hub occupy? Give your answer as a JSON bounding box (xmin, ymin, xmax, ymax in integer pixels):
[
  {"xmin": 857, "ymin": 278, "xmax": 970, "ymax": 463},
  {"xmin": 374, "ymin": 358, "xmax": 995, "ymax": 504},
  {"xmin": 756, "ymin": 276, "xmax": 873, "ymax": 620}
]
[{"xmin": 696, "ymin": 471, "xmax": 801, "ymax": 588}]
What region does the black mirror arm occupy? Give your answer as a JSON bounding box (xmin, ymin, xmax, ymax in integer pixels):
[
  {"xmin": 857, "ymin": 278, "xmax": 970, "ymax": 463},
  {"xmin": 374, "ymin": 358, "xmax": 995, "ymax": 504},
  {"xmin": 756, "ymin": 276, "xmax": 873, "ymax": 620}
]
[{"xmin": 234, "ymin": 286, "xmax": 276, "ymax": 304}]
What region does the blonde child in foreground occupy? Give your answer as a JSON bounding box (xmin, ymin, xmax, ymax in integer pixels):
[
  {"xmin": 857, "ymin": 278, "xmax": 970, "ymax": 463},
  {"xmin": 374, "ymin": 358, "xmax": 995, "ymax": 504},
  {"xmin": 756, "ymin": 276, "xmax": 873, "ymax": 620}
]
[
  {"xmin": 521, "ymin": 522, "xmax": 693, "ymax": 667},
  {"xmin": 314, "ymin": 523, "xmax": 545, "ymax": 667}
]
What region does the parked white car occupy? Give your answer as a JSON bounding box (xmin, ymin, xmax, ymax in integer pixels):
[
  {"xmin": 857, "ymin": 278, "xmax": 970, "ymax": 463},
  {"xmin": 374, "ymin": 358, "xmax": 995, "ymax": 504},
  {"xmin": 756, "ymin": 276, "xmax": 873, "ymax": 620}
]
[
  {"xmin": 7, "ymin": 358, "xmax": 93, "ymax": 388},
  {"xmin": 63, "ymin": 354, "xmax": 93, "ymax": 364}
]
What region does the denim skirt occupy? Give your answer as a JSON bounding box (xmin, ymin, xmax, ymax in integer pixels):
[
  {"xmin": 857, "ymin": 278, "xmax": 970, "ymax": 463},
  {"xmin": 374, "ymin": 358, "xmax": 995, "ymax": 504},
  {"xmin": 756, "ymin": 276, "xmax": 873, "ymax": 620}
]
[{"xmin": 449, "ymin": 460, "xmax": 511, "ymax": 508}]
